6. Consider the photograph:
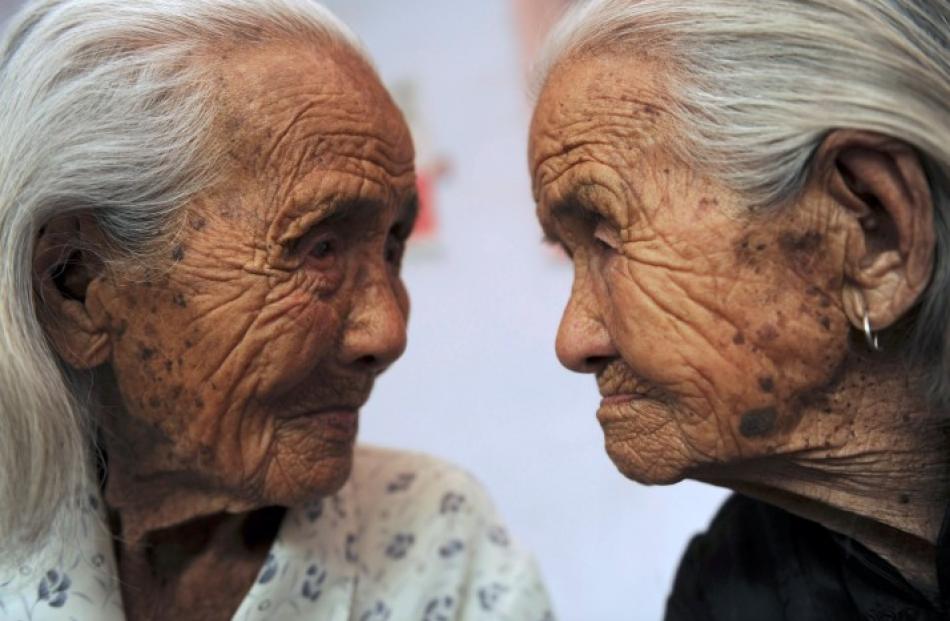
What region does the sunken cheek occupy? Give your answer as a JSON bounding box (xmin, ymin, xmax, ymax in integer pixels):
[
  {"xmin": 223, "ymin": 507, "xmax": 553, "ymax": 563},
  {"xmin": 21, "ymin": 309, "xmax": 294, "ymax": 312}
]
[{"xmin": 599, "ymin": 226, "xmax": 849, "ymax": 435}]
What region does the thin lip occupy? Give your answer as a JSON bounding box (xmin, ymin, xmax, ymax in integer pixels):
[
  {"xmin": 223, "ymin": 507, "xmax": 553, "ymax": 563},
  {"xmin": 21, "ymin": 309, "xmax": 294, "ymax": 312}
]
[{"xmin": 599, "ymin": 393, "xmax": 645, "ymax": 405}]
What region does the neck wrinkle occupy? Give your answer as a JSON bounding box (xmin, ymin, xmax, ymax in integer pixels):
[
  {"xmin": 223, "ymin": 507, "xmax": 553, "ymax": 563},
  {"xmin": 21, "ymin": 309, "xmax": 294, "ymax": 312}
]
[{"xmin": 696, "ymin": 357, "xmax": 950, "ymax": 602}]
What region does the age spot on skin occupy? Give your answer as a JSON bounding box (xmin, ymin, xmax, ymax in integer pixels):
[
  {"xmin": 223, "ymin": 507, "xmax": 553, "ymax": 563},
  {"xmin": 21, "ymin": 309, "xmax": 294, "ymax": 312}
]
[
  {"xmin": 188, "ymin": 214, "xmax": 207, "ymax": 231},
  {"xmin": 173, "ymin": 293, "xmax": 187, "ymax": 308},
  {"xmin": 756, "ymin": 324, "xmax": 780, "ymax": 342},
  {"xmin": 734, "ymin": 233, "xmax": 769, "ymax": 265},
  {"xmin": 739, "ymin": 407, "xmax": 778, "ymax": 438},
  {"xmin": 140, "ymin": 345, "xmax": 156, "ymax": 361},
  {"xmin": 758, "ymin": 376, "xmax": 775, "ymax": 393},
  {"xmin": 733, "ymin": 332, "xmax": 745, "ymax": 345},
  {"xmin": 778, "ymin": 231, "xmax": 822, "ymax": 256},
  {"xmin": 171, "ymin": 245, "xmax": 185, "ymax": 262}
]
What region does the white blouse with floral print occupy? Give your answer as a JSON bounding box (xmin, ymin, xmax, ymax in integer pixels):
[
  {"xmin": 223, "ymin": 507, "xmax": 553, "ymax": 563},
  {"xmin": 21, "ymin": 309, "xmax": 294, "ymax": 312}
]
[{"xmin": 0, "ymin": 446, "xmax": 554, "ymax": 621}]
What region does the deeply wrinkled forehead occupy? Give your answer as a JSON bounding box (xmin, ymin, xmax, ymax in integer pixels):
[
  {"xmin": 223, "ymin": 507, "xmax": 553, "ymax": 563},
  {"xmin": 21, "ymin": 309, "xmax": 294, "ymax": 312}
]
[
  {"xmin": 528, "ymin": 52, "xmax": 676, "ymax": 199},
  {"xmin": 211, "ymin": 41, "xmax": 414, "ymax": 178}
]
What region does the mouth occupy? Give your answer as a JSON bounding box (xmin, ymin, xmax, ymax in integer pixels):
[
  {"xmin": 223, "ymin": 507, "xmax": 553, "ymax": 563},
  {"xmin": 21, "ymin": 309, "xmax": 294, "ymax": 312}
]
[
  {"xmin": 310, "ymin": 407, "xmax": 360, "ymax": 441},
  {"xmin": 595, "ymin": 360, "xmax": 670, "ymax": 422},
  {"xmin": 599, "ymin": 393, "xmax": 644, "ymax": 406}
]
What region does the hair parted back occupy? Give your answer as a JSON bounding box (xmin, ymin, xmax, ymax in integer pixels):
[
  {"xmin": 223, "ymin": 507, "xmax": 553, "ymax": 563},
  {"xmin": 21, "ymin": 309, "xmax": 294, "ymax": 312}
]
[
  {"xmin": 536, "ymin": 0, "xmax": 950, "ymax": 408},
  {"xmin": 0, "ymin": 0, "xmax": 365, "ymax": 567}
]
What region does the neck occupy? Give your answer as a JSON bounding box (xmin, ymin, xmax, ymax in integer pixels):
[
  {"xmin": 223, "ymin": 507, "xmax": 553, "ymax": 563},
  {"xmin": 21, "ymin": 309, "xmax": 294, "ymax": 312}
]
[
  {"xmin": 100, "ymin": 435, "xmax": 283, "ymax": 621},
  {"xmin": 698, "ymin": 354, "xmax": 950, "ymax": 599}
]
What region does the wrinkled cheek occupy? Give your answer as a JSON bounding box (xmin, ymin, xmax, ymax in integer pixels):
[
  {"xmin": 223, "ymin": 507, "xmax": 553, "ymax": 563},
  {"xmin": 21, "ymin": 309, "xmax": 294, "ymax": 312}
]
[
  {"xmin": 602, "ymin": 260, "xmax": 724, "ymax": 403},
  {"xmin": 251, "ymin": 289, "xmax": 341, "ymax": 398}
]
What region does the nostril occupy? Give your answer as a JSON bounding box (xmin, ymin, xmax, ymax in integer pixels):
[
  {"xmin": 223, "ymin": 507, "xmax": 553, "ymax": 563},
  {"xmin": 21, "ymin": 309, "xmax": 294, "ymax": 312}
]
[
  {"xmin": 357, "ymin": 354, "xmax": 380, "ymax": 370},
  {"xmin": 583, "ymin": 355, "xmax": 612, "ymax": 372}
]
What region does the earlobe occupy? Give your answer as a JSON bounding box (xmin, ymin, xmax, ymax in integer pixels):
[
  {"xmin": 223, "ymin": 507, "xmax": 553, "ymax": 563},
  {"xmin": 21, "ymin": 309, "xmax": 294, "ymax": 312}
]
[{"xmin": 818, "ymin": 130, "xmax": 935, "ymax": 332}]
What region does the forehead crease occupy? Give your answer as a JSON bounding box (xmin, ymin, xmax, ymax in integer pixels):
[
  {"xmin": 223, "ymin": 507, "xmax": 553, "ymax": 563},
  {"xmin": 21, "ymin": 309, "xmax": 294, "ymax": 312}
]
[
  {"xmin": 533, "ymin": 99, "xmax": 662, "ymax": 177},
  {"xmin": 251, "ymin": 87, "xmax": 413, "ymax": 178}
]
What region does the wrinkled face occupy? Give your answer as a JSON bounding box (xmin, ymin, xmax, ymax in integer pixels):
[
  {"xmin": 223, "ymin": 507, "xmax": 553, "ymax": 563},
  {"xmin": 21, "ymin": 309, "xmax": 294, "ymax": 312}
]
[
  {"xmin": 95, "ymin": 42, "xmax": 417, "ymax": 506},
  {"xmin": 530, "ymin": 53, "xmax": 853, "ymax": 484}
]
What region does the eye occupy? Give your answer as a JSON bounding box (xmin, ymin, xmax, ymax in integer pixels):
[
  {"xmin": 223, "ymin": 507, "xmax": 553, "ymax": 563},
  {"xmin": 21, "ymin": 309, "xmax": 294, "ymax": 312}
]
[
  {"xmin": 385, "ymin": 230, "xmax": 406, "ymax": 269},
  {"xmin": 593, "ymin": 220, "xmax": 622, "ymax": 253},
  {"xmin": 307, "ymin": 235, "xmax": 340, "ymax": 270}
]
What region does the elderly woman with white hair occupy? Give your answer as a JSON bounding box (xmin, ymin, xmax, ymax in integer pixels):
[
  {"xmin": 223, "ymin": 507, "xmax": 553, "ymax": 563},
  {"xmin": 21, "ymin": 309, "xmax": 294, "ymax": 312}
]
[
  {"xmin": 0, "ymin": 1, "xmax": 553, "ymax": 619},
  {"xmin": 529, "ymin": 0, "xmax": 948, "ymax": 619}
]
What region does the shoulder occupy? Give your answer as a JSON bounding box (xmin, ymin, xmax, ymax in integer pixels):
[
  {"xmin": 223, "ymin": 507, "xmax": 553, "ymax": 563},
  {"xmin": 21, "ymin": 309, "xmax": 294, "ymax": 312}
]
[
  {"xmin": 347, "ymin": 445, "xmax": 554, "ymax": 620},
  {"xmin": 348, "ymin": 445, "xmax": 512, "ymax": 562},
  {"xmin": 351, "ymin": 445, "xmax": 495, "ymax": 514},
  {"xmin": 665, "ymin": 494, "xmax": 841, "ymax": 621},
  {"xmin": 0, "ymin": 490, "xmax": 124, "ymax": 621}
]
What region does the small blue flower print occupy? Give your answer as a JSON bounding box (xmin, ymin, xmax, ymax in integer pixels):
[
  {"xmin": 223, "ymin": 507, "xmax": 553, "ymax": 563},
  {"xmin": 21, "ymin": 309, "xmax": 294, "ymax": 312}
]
[
  {"xmin": 257, "ymin": 553, "xmax": 278, "ymax": 585},
  {"xmin": 438, "ymin": 539, "xmax": 464, "ymax": 559},
  {"xmin": 345, "ymin": 533, "xmax": 359, "ymax": 563},
  {"xmin": 37, "ymin": 569, "xmax": 71, "ymax": 608},
  {"xmin": 300, "ymin": 563, "xmax": 326, "ymax": 602},
  {"xmin": 422, "ymin": 595, "xmax": 455, "ymax": 621},
  {"xmin": 487, "ymin": 525, "xmax": 510, "ymax": 547},
  {"xmin": 304, "ymin": 499, "xmax": 324, "ymax": 522},
  {"xmin": 477, "ymin": 583, "xmax": 508, "ymax": 611},
  {"xmin": 439, "ymin": 492, "xmax": 465, "ymax": 514},
  {"xmin": 386, "ymin": 472, "xmax": 415, "ymax": 493},
  {"xmin": 359, "ymin": 600, "xmax": 391, "ymax": 621},
  {"xmin": 385, "ymin": 533, "xmax": 415, "ymax": 559}
]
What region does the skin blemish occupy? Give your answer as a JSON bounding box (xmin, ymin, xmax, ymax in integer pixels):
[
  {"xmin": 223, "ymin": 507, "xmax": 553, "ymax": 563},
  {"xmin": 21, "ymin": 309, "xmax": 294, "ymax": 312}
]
[
  {"xmin": 188, "ymin": 214, "xmax": 207, "ymax": 231},
  {"xmin": 697, "ymin": 196, "xmax": 718, "ymax": 214},
  {"xmin": 173, "ymin": 293, "xmax": 187, "ymax": 308},
  {"xmin": 732, "ymin": 332, "xmax": 745, "ymax": 345},
  {"xmin": 758, "ymin": 376, "xmax": 775, "ymax": 393},
  {"xmin": 140, "ymin": 345, "xmax": 156, "ymax": 361},
  {"xmin": 733, "ymin": 233, "xmax": 768, "ymax": 265},
  {"xmin": 820, "ymin": 316, "xmax": 831, "ymax": 330},
  {"xmin": 171, "ymin": 245, "xmax": 185, "ymax": 262},
  {"xmin": 778, "ymin": 230, "xmax": 822, "ymax": 256},
  {"xmin": 756, "ymin": 324, "xmax": 780, "ymax": 342},
  {"xmin": 739, "ymin": 407, "xmax": 777, "ymax": 438}
]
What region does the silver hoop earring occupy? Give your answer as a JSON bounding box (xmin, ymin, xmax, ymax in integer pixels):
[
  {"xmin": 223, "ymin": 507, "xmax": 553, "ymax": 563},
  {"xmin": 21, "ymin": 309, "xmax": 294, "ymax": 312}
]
[{"xmin": 863, "ymin": 311, "xmax": 883, "ymax": 352}]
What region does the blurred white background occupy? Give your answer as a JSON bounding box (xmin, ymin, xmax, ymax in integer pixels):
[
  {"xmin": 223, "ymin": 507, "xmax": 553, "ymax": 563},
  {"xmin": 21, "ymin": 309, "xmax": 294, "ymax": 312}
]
[{"xmin": 0, "ymin": 1, "xmax": 729, "ymax": 618}]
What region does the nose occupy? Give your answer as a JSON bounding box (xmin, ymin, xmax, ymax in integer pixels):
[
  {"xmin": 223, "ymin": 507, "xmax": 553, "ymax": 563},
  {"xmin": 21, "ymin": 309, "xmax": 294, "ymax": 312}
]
[
  {"xmin": 340, "ymin": 276, "xmax": 408, "ymax": 374},
  {"xmin": 556, "ymin": 283, "xmax": 617, "ymax": 373}
]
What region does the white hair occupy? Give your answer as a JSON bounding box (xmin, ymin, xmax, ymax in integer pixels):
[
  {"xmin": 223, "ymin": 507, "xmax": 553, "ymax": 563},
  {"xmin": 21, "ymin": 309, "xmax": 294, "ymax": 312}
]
[
  {"xmin": 536, "ymin": 0, "xmax": 950, "ymax": 406},
  {"xmin": 0, "ymin": 0, "xmax": 367, "ymax": 567}
]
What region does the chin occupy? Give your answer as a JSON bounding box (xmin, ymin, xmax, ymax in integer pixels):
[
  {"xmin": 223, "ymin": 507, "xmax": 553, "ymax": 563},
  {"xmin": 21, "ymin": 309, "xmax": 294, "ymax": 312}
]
[
  {"xmin": 262, "ymin": 447, "xmax": 355, "ymax": 506},
  {"xmin": 605, "ymin": 441, "xmax": 689, "ymax": 486}
]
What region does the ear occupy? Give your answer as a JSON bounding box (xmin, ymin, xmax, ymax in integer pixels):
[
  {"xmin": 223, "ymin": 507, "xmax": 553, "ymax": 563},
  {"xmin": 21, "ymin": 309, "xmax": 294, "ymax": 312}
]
[
  {"xmin": 33, "ymin": 215, "xmax": 111, "ymax": 369},
  {"xmin": 816, "ymin": 129, "xmax": 935, "ymax": 332}
]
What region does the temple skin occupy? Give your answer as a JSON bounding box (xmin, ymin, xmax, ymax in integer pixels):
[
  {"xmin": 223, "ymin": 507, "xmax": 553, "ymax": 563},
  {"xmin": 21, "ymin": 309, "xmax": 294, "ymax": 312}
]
[
  {"xmin": 36, "ymin": 41, "xmax": 417, "ymax": 620},
  {"xmin": 530, "ymin": 51, "xmax": 949, "ymax": 598}
]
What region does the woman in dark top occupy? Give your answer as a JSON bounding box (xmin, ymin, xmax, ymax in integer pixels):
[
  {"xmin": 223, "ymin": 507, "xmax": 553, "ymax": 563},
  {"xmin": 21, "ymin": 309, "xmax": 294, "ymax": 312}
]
[{"xmin": 527, "ymin": 0, "xmax": 949, "ymax": 618}]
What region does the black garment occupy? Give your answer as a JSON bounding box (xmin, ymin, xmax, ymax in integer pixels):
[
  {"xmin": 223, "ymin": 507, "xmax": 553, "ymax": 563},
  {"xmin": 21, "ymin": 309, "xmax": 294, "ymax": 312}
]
[{"xmin": 664, "ymin": 494, "xmax": 950, "ymax": 621}]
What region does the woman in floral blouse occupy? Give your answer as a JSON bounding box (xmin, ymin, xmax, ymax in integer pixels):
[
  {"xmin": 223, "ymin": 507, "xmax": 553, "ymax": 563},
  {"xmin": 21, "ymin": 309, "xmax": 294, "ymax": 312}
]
[{"xmin": 0, "ymin": 1, "xmax": 552, "ymax": 619}]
